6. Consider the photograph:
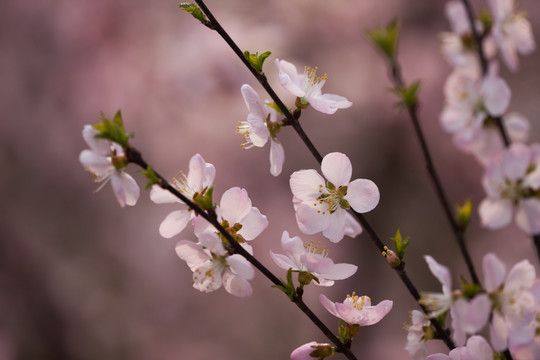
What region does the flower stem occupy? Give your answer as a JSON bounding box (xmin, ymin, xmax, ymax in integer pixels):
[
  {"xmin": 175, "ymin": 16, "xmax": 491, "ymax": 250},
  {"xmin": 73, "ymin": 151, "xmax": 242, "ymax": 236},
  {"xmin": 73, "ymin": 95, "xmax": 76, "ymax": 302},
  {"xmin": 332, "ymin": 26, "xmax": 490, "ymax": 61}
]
[
  {"xmin": 458, "ymin": 0, "xmax": 510, "ymax": 147},
  {"xmin": 387, "ymin": 60, "xmax": 480, "ymax": 285},
  {"xmin": 533, "ymin": 234, "xmax": 540, "ymax": 262},
  {"xmin": 125, "ymin": 145, "xmax": 357, "ymax": 360},
  {"xmin": 190, "ymin": 0, "xmax": 455, "ymax": 350}
]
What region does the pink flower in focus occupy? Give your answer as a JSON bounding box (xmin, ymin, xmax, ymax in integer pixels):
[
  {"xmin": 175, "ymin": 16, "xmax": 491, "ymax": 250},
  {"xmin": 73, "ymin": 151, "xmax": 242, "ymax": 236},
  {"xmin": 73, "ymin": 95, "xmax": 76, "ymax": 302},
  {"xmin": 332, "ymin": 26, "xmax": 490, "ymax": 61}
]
[
  {"xmin": 319, "ymin": 293, "xmax": 392, "ymax": 326},
  {"xmin": 289, "ymin": 152, "xmax": 379, "ymax": 243},
  {"xmin": 270, "ymin": 231, "xmax": 357, "ymax": 286},
  {"xmin": 237, "ymin": 84, "xmax": 285, "ymax": 176},
  {"xmin": 150, "ymin": 153, "xmax": 215, "ymax": 238},
  {"xmin": 275, "ymin": 59, "xmax": 352, "ymax": 114},
  {"xmin": 79, "ymin": 125, "xmax": 140, "ymax": 207}
]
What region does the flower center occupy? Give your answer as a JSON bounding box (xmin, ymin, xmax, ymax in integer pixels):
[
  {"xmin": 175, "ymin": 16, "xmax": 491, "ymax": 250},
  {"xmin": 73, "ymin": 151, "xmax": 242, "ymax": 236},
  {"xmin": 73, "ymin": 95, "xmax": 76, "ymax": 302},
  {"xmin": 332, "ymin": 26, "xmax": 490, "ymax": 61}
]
[
  {"xmin": 347, "ymin": 292, "xmax": 371, "ymax": 310},
  {"xmin": 172, "ymin": 170, "xmax": 197, "ymax": 198},
  {"xmin": 236, "ymin": 121, "xmax": 256, "ymax": 150},
  {"xmin": 303, "ymin": 66, "xmax": 327, "ymax": 99},
  {"xmin": 314, "ymin": 183, "xmax": 349, "ymax": 214},
  {"xmin": 304, "ymin": 241, "xmax": 328, "ymax": 258}
]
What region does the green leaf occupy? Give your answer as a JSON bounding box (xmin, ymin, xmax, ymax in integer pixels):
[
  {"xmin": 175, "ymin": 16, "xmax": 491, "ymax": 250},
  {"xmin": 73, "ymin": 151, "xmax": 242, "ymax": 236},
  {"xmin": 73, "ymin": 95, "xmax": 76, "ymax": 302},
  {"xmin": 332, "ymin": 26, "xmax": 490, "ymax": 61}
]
[
  {"xmin": 93, "ymin": 110, "xmax": 133, "ymax": 148},
  {"xmin": 367, "ymin": 19, "xmax": 399, "ymax": 61},
  {"xmin": 179, "ymin": 3, "xmax": 207, "ymax": 24},
  {"xmin": 391, "ymin": 80, "xmax": 421, "ymax": 108},
  {"xmin": 140, "ymin": 166, "xmax": 160, "ymax": 189},
  {"xmin": 193, "ymin": 186, "xmax": 216, "ymax": 212},
  {"xmin": 273, "ymin": 268, "xmax": 296, "ymax": 300},
  {"xmin": 456, "ymin": 199, "xmax": 472, "ymax": 228},
  {"xmin": 390, "ymin": 229, "xmax": 409, "ymax": 260},
  {"xmin": 243, "ymin": 50, "xmax": 272, "ymax": 73}
]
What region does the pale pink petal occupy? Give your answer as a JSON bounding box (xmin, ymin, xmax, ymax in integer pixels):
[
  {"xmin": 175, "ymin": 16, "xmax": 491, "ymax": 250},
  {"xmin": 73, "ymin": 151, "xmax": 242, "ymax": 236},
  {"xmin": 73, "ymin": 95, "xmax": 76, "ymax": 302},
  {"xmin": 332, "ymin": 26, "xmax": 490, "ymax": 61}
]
[
  {"xmin": 79, "ymin": 149, "xmax": 112, "ymax": 176},
  {"xmin": 344, "ymin": 212, "xmax": 362, "ymax": 238},
  {"xmin": 426, "ymin": 354, "xmax": 450, "ymax": 360},
  {"xmin": 445, "ymin": 0, "xmax": 470, "ymax": 35},
  {"xmin": 308, "ymin": 93, "xmax": 352, "ymax": 114},
  {"xmin": 187, "ymin": 153, "xmax": 215, "ymax": 192},
  {"xmin": 504, "ymin": 259, "xmax": 535, "ymax": 293},
  {"xmin": 192, "ymin": 215, "xmax": 212, "ymax": 237},
  {"xmin": 82, "ymin": 125, "xmax": 111, "ymax": 156},
  {"xmin": 336, "ymin": 300, "xmax": 393, "ymax": 326},
  {"xmin": 269, "ymin": 140, "xmax": 285, "ymax": 177},
  {"xmin": 482, "ymin": 253, "xmax": 507, "ymax": 292},
  {"xmin": 314, "ymin": 261, "xmax": 357, "ymax": 281},
  {"xmin": 226, "ymin": 254, "xmax": 255, "ymax": 280},
  {"xmin": 198, "ymin": 232, "xmax": 225, "ymax": 256},
  {"xmin": 237, "ymin": 207, "xmax": 268, "ymax": 241},
  {"xmin": 220, "ymin": 187, "xmax": 252, "ymax": 224},
  {"xmin": 159, "ymin": 209, "xmax": 192, "ymax": 238},
  {"xmin": 110, "ymin": 172, "xmax": 139, "ymax": 207},
  {"xmin": 322, "ymin": 209, "xmax": 347, "ymax": 243},
  {"xmin": 345, "ymin": 179, "xmax": 380, "ymax": 213},
  {"xmin": 280, "ymin": 231, "xmax": 306, "ymax": 257},
  {"xmin": 482, "ymin": 75, "xmax": 511, "ymax": 116},
  {"xmin": 424, "ymin": 255, "xmax": 452, "ymax": 294},
  {"xmin": 270, "ymin": 251, "xmax": 298, "ymax": 271},
  {"xmin": 193, "ymin": 261, "xmax": 222, "ymax": 293},
  {"xmin": 440, "ymin": 105, "xmax": 472, "ymax": 133},
  {"xmin": 478, "ymin": 198, "xmax": 513, "ymax": 230},
  {"xmin": 319, "ymin": 294, "xmax": 340, "ymax": 318},
  {"xmin": 321, "ymin": 152, "xmax": 352, "ymax": 187},
  {"xmin": 150, "ymin": 185, "xmax": 181, "ymax": 204},
  {"xmin": 290, "ymin": 169, "xmax": 326, "ymax": 200},
  {"xmin": 452, "ymin": 295, "xmax": 491, "ymax": 335},
  {"xmin": 466, "ymin": 335, "xmax": 494, "ymax": 360},
  {"xmin": 505, "ymin": 113, "xmax": 530, "ymax": 143},
  {"xmin": 502, "ymin": 143, "xmax": 531, "ymax": 180},
  {"xmin": 275, "ymin": 59, "xmax": 305, "ymax": 97},
  {"xmin": 290, "ymin": 342, "xmax": 319, "ymax": 360},
  {"xmin": 490, "ymin": 312, "xmax": 508, "ymax": 352},
  {"xmin": 241, "ymin": 84, "xmax": 266, "ymax": 125},
  {"xmin": 295, "ymin": 203, "xmax": 330, "ymax": 234},
  {"xmin": 222, "ymin": 269, "xmax": 253, "ymax": 297},
  {"xmin": 515, "ymin": 198, "xmax": 540, "ymax": 235},
  {"xmin": 175, "ymin": 240, "xmax": 209, "ymax": 271}
]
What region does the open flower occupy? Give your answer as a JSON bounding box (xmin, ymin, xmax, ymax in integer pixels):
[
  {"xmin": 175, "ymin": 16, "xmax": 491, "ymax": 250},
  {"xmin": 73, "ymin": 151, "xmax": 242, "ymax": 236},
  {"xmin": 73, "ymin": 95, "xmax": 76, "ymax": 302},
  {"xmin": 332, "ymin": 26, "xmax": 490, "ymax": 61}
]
[
  {"xmin": 237, "ymin": 84, "xmax": 285, "ymax": 176},
  {"xmin": 150, "ymin": 153, "xmax": 215, "ymax": 238},
  {"xmin": 275, "ymin": 59, "xmax": 352, "ymax": 114},
  {"xmin": 175, "ymin": 232, "xmax": 255, "ymax": 297},
  {"xmin": 405, "ymin": 310, "xmax": 431, "ymax": 359},
  {"xmin": 426, "ymin": 335, "xmax": 494, "ymax": 360},
  {"xmin": 421, "ymin": 255, "xmax": 491, "ymax": 346},
  {"xmin": 79, "ymin": 125, "xmax": 140, "ymax": 207},
  {"xmin": 290, "ymin": 342, "xmax": 335, "ymax": 360},
  {"xmin": 290, "ymin": 152, "xmax": 379, "ymax": 242},
  {"xmin": 479, "ymin": 143, "xmax": 540, "ymax": 235},
  {"xmin": 269, "ymin": 231, "xmax": 357, "ymax": 286},
  {"xmin": 193, "ymin": 187, "xmax": 268, "ymax": 246},
  {"xmin": 319, "ymin": 293, "xmax": 392, "ymax": 327},
  {"xmin": 487, "ymin": 0, "xmax": 535, "ymax": 72}
]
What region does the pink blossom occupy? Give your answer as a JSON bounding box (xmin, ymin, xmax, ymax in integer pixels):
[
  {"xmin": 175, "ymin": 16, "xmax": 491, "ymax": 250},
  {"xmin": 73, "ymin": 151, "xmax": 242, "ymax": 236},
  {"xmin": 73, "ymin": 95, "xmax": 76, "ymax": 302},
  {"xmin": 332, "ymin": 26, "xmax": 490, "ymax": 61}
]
[
  {"xmin": 289, "ymin": 152, "xmax": 379, "ymax": 243},
  {"xmin": 270, "ymin": 231, "xmax": 357, "ymax": 286},
  {"xmin": 319, "ymin": 293, "xmax": 392, "ymax": 326},
  {"xmin": 426, "ymin": 335, "xmax": 494, "ymax": 360}
]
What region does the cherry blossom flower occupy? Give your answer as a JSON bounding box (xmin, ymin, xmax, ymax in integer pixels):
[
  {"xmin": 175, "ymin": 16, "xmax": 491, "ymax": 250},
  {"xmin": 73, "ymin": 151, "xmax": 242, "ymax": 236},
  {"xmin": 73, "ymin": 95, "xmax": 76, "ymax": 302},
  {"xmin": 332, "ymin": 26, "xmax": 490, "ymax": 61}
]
[
  {"xmin": 237, "ymin": 84, "xmax": 285, "ymax": 176},
  {"xmin": 175, "ymin": 232, "xmax": 255, "ymax": 297},
  {"xmin": 79, "ymin": 125, "xmax": 140, "ymax": 207},
  {"xmin": 404, "ymin": 310, "xmax": 430, "ymax": 359},
  {"xmin": 479, "ymin": 143, "xmax": 540, "ymax": 235},
  {"xmin": 150, "ymin": 153, "xmax": 215, "ymax": 238},
  {"xmin": 290, "ymin": 342, "xmax": 335, "ymax": 360},
  {"xmin": 275, "ymin": 59, "xmax": 352, "ymax": 114},
  {"xmin": 487, "ymin": 0, "xmax": 535, "ymax": 72},
  {"xmin": 289, "ymin": 152, "xmax": 379, "ymax": 242},
  {"xmin": 482, "ymin": 253, "xmax": 537, "ymax": 352},
  {"xmin": 421, "ymin": 255, "xmax": 490, "ymax": 346},
  {"xmin": 319, "ymin": 293, "xmax": 392, "ymax": 326},
  {"xmin": 426, "ymin": 335, "xmax": 494, "ymax": 360},
  {"xmin": 193, "ymin": 187, "xmax": 268, "ymax": 247},
  {"xmin": 269, "ymin": 231, "xmax": 357, "ymax": 286}
]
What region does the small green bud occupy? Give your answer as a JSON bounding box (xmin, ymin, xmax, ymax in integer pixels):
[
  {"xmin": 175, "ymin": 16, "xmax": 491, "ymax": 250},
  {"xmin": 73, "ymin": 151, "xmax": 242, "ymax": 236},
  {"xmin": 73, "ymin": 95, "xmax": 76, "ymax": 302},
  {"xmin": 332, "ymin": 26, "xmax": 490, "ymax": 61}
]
[
  {"xmin": 367, "ymin": 19, "xmax": 399, "ymax": 61},
  {"xmin": 243, "ymin": 50, "xmax": 272, "ymax": 74},
  {"xmin": 459, "ymin": 275, "xmax": 482, "ymax": 298},
  {"xmin": 93, "ymin": 110, "xmax": 133, "ymax": 148},
  {"xmin": 179, "ymin": 3, "xmax": 208, "ymax": 24},
  {"xmin": 391, "ymin": 80, "xmax": 421, "ymax": 109},
  {"xmin": 139, "ymin": 166, "xmax": 160, "ymax": 188},
  {"xmin": 390, "ymin": 229, "xmax": 409, "ymax": 261},
  {"xmin": 456, "ymin": 199, "xmax": 472, "ymax": 228}
]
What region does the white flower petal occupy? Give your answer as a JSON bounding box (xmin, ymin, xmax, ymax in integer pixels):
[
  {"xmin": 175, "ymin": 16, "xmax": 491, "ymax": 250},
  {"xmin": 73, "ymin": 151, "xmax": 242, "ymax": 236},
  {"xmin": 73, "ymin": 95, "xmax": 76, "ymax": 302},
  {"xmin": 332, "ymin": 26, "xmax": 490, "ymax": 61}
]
[
  {"xmin": 269, "ymin": 251, "xmax": 298, "ymax": 271},
  {"xmin": 482, "ymin": 75, "xmax": 511, "ymax": 116},
  {"xmin": 294, "ymin": 203, "xmax": 330, "ymax": 235},
  {"xmin": 220, "ymin": 187, "xmax": 252, "ymax": 225},
  {"xmin": 345, "ymin": 179, "xmax": 380, "ymax": 213},
  {"xmin": 187, "ymin": 153, "xmax": 215, "ymax": 192},
  {"xmin": 227, "ymin": 254, "xmax": 255, "ymax": 280},
  {"xmin": 308, "ymin": 93, "xmax": 352, "ymax": 114},
  {"xmin": 482, "ymin": 253, "xmax": 507, "ymax": 292},
  {"xmin": 424, "ymin": 255, "xmax": 452, "ymax": 295},
  {"xmin": 222, "ymin": 269, "xmax": 253, "ymax": 297},
  {"xmin": 198, "ymin": 232, "xmax": 225, "ymax": 256},
  {"xmin": 502, "ymin": 143, "xmax": 531, "ymax": 181},
  {"xmin": 241, "ymin": 84, "xmax": 267, "ymax": 125},
  {"xmin": 82, "ymin": 125, "xmax": 111, "ymax": 156},
  {"xmin": 79, "ymin": 149, "xmax": 112, "ymax": 176},
  {"xmin": 158, "ymin": 209, "xmax": 192, "ymax": 238},
  {"xmin": 175, "ymin": 240, "xmax": 209, "ymax": 271},
  {"xmin": 150, "ymin": 185, "xmax": 181, "ymax": 204},
  {"xmin": 478, "ymin": 198, "xmax": 513, "ymax": 230},
  {"xmin": 237, "ymin": 206, "xmax": 268, "ymax": 241},
  {"xmin": 269, "ymin": 140, "xmax": 285, "ymax": 177},
  {"xmin": 322, "ymin": 209, "xmax": 347, "ymax": 243},
  {"xmin": 343, "ymin": 212, "xmax": 363, "ymax": 238},
  {"xmin": 290, "ymin": 169, "xmax": 326, "ymax": 201},
  {"xmin": 515, "ymin": 198, "xmax": 540, "ymax": 235},
  {"xmin": 110, "ymin": 172, "xmax": 139, "ymax": 207},
  {"xmin": 321, "ymin": 152, "xmax": 352, "ymax": 187},
  {"xmin": 275, "ymin": 59, "xmax": 306, "ymax": 97}
]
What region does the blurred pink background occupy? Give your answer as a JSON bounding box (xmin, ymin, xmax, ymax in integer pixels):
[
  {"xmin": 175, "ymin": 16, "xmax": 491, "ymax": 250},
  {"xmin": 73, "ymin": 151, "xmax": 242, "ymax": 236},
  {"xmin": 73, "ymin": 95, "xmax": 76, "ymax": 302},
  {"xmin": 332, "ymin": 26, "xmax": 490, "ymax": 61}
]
[{"xmin": 1, "ymin": 0, "xmax": 539, "ymax": 359}]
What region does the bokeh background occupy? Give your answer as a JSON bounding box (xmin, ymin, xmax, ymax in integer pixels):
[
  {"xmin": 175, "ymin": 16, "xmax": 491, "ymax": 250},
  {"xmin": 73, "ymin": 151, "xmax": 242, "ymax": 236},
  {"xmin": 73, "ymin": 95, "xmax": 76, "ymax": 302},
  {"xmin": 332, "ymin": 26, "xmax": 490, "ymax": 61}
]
[{"xmin": 1, "ymin": 0, "xmax": 539, "ymax": 359}]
